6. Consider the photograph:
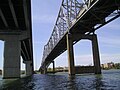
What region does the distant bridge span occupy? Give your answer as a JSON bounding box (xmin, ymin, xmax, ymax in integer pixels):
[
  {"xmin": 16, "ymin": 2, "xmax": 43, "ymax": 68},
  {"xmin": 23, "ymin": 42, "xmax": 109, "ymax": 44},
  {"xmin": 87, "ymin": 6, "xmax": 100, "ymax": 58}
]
[{"xmin": 40, "ymin": 0, "xmax": 120, "ymax": 75}]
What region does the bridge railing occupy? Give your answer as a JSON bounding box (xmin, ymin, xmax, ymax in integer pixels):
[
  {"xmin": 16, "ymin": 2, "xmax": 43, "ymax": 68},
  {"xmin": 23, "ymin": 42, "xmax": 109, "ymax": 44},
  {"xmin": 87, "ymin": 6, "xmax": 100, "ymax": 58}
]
[{"xmin": 41, "ymin": 0, "xmax": 96, "ymax": 66}]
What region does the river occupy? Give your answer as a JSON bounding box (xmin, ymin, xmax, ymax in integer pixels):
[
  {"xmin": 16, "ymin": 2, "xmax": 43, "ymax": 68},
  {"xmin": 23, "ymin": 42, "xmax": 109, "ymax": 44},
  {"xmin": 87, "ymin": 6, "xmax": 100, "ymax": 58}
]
[{"xmin": 0, "ymin": 70, "xmax": 120, "ymax": 90}]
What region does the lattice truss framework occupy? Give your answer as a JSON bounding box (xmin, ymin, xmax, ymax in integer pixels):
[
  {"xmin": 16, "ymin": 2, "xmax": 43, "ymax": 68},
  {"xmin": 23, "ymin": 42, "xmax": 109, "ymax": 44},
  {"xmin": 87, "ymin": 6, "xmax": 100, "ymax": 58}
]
[{"xmin": 41, "ymin": 0, "xmax": 120, "ymax": 65}]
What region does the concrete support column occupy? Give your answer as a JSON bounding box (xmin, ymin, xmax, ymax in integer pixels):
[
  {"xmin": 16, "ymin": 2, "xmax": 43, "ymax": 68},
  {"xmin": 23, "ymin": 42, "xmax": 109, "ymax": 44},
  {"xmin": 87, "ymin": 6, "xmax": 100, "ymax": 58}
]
[
  {"xmin": 52, "ymin": 61, "xmax": 55, "ymax": 73},
  {"xmin": 3, "ymin": 36, "xmax": 21, "ymax": 79},
  {"xmin": 41, "ymin": 69, "xmax": 44, "ymax": 74},
  {"xmin": 92, "ymin": 34, "xmax": 101, "ymax": 74},
  {"xmin": 40, "ymin": 68, "xmax": 44, "ymax": 74},
  {"xmin": 66, "ymin": 34, "xmax": 75, "ymax": 75},
  {"xmin": 24, "ymin": 61, "xmax": 32, "ymax": 76},
  {"xmin": 44, "ymin": 67, "xmax": 47, "ymax": 74},
  {"xmin": 43, "ymin": 63, "xmax": 47, "ymax": 74}
]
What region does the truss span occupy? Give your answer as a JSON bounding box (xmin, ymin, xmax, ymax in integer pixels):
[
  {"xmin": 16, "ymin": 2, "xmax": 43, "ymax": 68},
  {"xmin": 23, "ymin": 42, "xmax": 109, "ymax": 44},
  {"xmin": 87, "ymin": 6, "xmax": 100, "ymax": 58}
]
[{"xmin": 40, "ymin": 0, "xmax": 120, "ymax": 70}]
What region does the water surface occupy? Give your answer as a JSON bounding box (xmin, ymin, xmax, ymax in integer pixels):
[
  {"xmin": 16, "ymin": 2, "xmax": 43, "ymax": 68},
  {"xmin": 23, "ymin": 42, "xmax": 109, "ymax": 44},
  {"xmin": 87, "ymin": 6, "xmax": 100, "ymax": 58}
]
[{"xmin": 0, "ymin": 70, "xmax": 120, "ymax": 90}]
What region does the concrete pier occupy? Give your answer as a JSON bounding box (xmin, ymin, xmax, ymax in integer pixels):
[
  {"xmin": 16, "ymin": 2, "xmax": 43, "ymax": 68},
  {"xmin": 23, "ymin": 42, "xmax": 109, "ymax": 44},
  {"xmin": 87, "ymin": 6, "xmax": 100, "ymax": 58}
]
[
  {"xmin": 66, "ymin": 34, "xmax": 101, "ymax": 75},
  {"xmin": 92, "ymin": 34, "xmax": 101, "ymax": 74},
  {"xmin": 44, "ymin": 67, "xmax": 47, "ymax": 74},
  {"xmin": 52, "ymin": 61, "xmax": 55, "ymax": 73},
  {"xmin": 24, "ymin": 61, "xmax": 32, "ymax": 76},
  {"xmin": 43, "ymin": 63, "xmax": 47, "ymax": 74},
  {"xmin": 3, "ymin": 36, "xmax": 21, "ymax": 79},
  {"xmin": 81, "ymin": 34, "xmax": 101, "ymax": 74},
  {"xmin": 66, "ymin": 34, "xmax": 75, "ymax": 75}
]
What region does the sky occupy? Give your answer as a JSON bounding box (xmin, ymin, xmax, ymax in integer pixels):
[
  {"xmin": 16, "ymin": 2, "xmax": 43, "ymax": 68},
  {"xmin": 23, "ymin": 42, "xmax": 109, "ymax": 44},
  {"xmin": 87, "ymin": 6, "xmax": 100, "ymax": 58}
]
[{"xmin": 0, "ymin": 0, "xmax": 120, "ymax": 70}]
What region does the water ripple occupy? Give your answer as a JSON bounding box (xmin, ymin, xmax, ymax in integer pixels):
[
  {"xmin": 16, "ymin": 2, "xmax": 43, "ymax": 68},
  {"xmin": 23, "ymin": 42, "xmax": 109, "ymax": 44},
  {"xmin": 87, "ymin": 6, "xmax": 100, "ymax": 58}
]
[{"xmin": 0, "ymin": 70, "xmax": 120, "ymax": 90}]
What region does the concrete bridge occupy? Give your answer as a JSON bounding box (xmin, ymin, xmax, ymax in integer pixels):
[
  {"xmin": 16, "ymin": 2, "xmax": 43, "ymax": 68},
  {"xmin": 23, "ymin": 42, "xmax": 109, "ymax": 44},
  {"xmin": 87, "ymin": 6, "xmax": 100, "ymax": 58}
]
[
  {"xmin": 40, "ymin": 0, "xmax": 120, "ymax": 75},
  {"xmin": 0, "ymin": 0, "xmax": 34, "ymax": 78}
]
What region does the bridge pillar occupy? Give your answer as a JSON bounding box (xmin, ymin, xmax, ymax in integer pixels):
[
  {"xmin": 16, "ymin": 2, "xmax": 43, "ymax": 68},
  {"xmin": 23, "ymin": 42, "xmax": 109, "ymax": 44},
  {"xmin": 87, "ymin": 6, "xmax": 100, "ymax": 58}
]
[
  {"xmin": 3, "ymin": 36, "xmax": 21, "ymax": 79},
  {"xmin": 24, "ymin": 61, "xmax": 32, "ymax": 76},
  {"xmin": 40, "ymin": 69, "xmax": 43, "ymax": 74},
  {"xmin": 43, "ymin": 67, "xmax": 47, "ymax": 74},
  {"xmin": 42, "ymin": 63, "xmax": 47, "ymax": 74},
  {"xmin": 66, "ymin": 34, "xmax": 75, "ymax": 75},
  {"xmin": 52, "ymin": 61, "xmax": 55, "ymax": 73},
  {"xmin": 92, "ymin": 34, "xmax": 101, "ymax": 74}
]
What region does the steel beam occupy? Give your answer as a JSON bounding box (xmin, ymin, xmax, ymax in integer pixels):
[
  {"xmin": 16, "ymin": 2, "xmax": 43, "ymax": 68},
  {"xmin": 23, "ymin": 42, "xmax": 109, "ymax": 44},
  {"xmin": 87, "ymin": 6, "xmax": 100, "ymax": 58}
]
[
  {"xmin": 23, "ymin": 0, "xmax": 29, "ymax": 29},
  {"xmin": 8, "ymin": 0, "xmax": 19, "ymax": 28},
  {"xmin": 0, "ymin": 9, "xmax": 8, "ymax": 28}
]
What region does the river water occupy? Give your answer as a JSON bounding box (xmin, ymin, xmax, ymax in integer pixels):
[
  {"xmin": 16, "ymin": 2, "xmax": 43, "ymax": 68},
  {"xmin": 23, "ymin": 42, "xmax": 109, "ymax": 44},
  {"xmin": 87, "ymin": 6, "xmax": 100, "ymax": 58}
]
[{"xmin": 0, "ymin": 70, "xmax": 120, "ymax": 90}]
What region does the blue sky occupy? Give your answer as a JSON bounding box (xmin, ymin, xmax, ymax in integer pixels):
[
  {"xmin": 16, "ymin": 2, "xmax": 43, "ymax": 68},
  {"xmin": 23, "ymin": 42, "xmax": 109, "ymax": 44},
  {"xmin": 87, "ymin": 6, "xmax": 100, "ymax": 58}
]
[{"xmin": 0, "ymin": 0, "xmax": 120, "ymax": 70}]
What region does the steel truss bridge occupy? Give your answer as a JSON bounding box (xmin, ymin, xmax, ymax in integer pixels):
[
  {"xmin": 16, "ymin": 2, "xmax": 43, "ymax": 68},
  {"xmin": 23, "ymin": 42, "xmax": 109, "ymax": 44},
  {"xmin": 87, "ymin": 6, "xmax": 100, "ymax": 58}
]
[{"xmin": 40, "ymin": 0, "xmax": 120, "ymax": 74}]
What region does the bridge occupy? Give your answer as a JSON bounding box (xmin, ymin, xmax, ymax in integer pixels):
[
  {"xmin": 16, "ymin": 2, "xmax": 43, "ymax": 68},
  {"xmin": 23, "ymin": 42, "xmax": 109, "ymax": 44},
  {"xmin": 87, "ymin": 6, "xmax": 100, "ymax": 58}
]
[
  {"xmin": 40, "ymin": 0, "xmax": 120, "ymax": 75},
  {"xmin": 0, "ymin": 0, "xmax": 33, "ymax": 78}
]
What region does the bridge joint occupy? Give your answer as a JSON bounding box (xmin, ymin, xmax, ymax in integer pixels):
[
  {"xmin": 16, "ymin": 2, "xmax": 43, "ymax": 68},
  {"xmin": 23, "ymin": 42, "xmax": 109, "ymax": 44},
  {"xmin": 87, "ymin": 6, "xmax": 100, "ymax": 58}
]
[{"xmin": 0, "ymin": 30, "xmax": 30, "ymax": 41}]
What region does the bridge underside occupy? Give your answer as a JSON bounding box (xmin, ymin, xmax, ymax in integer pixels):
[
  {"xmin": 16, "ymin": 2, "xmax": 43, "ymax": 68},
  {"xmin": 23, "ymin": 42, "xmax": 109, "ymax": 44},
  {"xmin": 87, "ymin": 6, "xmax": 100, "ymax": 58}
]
[
  {"xmin": 0, "ymin": 0, "xmax": 33, "ymax": 78},
  {"xmin": 40, "ymin": 0, "xmax": 120, "ymax": 75}
]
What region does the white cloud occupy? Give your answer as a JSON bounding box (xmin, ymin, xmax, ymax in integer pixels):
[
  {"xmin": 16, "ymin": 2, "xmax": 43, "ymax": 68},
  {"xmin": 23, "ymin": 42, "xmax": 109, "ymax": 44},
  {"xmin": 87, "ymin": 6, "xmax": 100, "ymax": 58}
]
[
  {"xmin": 32, "ymin": 14, "xmax": 56, "ymax": 24},
  {"xmin": 33, "ymin": 41, "xmax": 46, "ymax": 45},
  {"xmin": 99, "ymin": 36, "xmax": 120, "ymax": 48},
  {"xmin": 75, "ymin": 55, "xmax": 93, "ymax": 66},
  {"xmin": 54, "ymin": 53, "xmax": 120, "ymax": 67},
  {"xmin": 106, "ymin": 20, "xmax": 120, "ymax": 30},
  {"xmin": 100, "ymin": 54, "xmax": 120, "ymax": 64},
  {"xmin": 74, "ymin": 54, "xmax": 120, "ymax": 66}
]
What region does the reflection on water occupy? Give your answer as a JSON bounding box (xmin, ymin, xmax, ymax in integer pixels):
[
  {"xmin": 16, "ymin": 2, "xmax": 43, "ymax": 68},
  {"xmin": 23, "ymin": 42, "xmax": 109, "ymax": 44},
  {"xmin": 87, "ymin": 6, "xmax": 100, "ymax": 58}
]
[{"xmin": 0, "ymin": 70, "xmax": 120, "ymax": 90}]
